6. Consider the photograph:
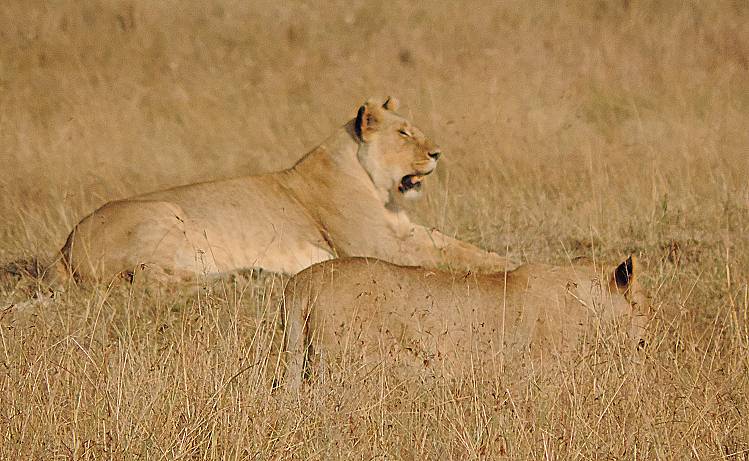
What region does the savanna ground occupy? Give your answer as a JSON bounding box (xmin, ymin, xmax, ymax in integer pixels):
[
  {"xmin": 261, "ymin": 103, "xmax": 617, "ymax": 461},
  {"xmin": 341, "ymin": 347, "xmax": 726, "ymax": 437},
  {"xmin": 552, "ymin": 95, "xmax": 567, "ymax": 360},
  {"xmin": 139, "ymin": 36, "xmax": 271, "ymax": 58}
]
[{"xmin": 1, "ymin": 0, "xmax": 748, "ymax": 458}]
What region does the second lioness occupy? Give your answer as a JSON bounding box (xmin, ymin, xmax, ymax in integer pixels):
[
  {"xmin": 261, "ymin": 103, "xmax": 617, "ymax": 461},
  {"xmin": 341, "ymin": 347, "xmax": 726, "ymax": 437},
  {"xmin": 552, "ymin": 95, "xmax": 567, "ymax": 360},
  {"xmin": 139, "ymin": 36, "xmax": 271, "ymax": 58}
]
[{"xmin": 283, "ymin": 257, "xmax": 649, "ymax": 391}]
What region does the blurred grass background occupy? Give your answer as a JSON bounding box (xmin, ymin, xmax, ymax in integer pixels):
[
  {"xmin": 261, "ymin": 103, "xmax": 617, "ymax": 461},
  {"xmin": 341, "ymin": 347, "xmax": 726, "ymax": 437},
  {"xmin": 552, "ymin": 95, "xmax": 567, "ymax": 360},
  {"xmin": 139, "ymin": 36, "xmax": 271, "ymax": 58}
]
[
  {"xmin": 2, "ymin": 0, "xmax": 746, "ymax": 261},
  {"xmin": 1, "ymin": 0, "xmax": 748, "ymax": 458}
]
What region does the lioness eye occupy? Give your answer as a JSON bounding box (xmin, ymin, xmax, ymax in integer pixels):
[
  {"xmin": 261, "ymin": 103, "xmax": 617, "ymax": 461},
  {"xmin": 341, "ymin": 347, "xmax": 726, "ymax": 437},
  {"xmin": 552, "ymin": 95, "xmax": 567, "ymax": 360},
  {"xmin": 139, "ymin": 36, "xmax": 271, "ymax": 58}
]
[{"xmin": 399, "ymin": 129, "xmax": 411, "ymax": 137}]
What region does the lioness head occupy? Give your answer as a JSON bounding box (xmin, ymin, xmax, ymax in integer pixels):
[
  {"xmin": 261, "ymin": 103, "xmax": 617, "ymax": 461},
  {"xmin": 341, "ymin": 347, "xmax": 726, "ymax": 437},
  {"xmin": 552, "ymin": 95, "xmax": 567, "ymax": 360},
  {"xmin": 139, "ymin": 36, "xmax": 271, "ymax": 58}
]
[
  {"xmin": 608, "ymin": 256, "xmax": 650, "ymax": 348},
  {"xmin": 577, "ymin": 255, "xmax": 650, "ymax": 348},
  {"xmin": 561, "ymin": 255, "xmax": 650, "ymax": 349},
  {"xmin": 354, "ymin": 97, "xmax": 441, "ymax": 201}
]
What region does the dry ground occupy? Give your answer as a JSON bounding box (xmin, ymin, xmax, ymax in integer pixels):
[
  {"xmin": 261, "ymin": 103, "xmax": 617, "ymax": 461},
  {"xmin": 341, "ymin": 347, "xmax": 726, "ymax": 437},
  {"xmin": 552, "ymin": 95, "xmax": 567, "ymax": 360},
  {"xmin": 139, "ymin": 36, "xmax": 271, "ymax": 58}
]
[{"xmin": 1, "ymin": 0, "xmax": 748, "ymax": 459}]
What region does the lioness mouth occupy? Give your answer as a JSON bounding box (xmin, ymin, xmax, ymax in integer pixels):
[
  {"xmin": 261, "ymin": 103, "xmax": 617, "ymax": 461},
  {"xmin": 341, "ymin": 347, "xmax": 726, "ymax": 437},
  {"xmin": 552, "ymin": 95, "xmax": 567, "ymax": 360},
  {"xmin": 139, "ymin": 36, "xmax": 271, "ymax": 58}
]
[{"xmin": 399, "ymin": 175, "xmax": 424, "ymax": 193}]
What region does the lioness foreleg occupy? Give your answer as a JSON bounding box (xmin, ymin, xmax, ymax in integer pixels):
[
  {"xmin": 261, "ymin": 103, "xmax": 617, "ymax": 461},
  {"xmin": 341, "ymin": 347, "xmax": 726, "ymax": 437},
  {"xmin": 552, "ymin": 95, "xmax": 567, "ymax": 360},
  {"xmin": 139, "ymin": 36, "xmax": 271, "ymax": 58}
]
[{"xmin": 407, "ymin": 226, "xmax": 516, "ymax": 273}]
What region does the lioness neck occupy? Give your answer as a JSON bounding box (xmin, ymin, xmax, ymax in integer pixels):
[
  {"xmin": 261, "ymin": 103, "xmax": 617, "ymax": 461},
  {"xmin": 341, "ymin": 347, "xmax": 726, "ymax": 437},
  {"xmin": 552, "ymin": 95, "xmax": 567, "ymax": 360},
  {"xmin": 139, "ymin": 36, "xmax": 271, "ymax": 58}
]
[
  {"xmin": 292, "ymin": 121, "xmax": 359, "ymax": 171},
  {"xmin": 288, "ymin": 120, "xmax": 388, "ymax": 205}
]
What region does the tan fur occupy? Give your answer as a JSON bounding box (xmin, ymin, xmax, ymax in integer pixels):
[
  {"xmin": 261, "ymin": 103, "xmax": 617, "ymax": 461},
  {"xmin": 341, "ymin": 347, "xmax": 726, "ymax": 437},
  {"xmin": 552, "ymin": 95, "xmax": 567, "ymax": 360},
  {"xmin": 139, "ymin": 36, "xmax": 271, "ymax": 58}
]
[
  {"xmin": 282, "ymin": 256, "xmax": 649, "ymax": 391},
  {"xmin": 49, "ymin": 98, "xmax": 512, "ymax": 284}
]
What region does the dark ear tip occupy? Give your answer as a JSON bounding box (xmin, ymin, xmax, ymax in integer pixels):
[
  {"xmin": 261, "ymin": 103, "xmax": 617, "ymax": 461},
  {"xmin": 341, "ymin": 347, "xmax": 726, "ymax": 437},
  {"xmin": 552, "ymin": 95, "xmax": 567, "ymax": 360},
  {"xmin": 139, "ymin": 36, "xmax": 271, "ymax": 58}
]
[
  {"xmin": 615, "ymin": 256, "xmax": 634, "ymax": 288},
  {"xmin": 355, "ymin": 105, "xmax": 366, "ymax": 140},
  {"xmin": 382, "ymin": 96, "xmax": 400, "ymax": 111}
]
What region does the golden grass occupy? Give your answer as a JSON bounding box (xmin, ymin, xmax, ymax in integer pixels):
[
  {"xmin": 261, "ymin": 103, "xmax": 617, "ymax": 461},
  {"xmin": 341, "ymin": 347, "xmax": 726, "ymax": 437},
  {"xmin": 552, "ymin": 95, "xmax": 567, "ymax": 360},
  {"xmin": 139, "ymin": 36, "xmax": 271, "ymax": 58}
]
[{"xmin": 1, "ymin": 0, "xmax": 748, "ymax": 458}]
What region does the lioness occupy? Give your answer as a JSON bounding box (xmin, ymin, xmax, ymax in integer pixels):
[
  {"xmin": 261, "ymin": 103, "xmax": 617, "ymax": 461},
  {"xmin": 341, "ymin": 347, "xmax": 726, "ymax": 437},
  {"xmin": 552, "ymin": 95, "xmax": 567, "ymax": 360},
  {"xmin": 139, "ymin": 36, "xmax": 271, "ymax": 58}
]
[
  {"xmin": 282, "ymin": 256, "xmax": 649, "ymax": 391},
  {"xmin": 48, "ymin": 97, "xmax": 512, "ymax": 284}
]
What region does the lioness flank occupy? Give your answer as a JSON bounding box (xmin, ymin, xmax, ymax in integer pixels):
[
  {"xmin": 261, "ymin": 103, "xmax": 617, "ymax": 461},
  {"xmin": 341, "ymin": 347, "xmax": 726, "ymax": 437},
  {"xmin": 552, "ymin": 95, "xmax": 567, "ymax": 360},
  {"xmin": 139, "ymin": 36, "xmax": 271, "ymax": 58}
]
[
  {"xmin": 282, "ymin": 256, "xmax": 650, "ymax": 391},
  {"xmin": 48, "ymin": 97, "xmax": 513, "ymax": 284}
]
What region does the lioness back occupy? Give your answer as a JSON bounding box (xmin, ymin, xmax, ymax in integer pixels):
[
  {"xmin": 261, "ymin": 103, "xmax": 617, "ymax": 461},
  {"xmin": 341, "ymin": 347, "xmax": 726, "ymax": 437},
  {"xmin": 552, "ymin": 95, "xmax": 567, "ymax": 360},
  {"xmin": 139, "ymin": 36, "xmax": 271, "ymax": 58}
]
[
  {"xmin": 283, "ymin": 257, "xmax": 648, "ymax": 390},
  {"xmin": 61, "ymin": 174, "xmax": 330, "ymax": 281}
]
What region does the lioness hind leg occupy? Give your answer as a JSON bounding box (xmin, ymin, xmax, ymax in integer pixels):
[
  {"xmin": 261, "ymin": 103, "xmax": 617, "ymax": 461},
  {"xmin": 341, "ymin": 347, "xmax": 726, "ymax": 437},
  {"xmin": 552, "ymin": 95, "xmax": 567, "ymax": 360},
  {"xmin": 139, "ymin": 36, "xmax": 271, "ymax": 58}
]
[
  {"xmin": 65, "ymin": 200, "xmax": 217, "ymax": 282},
  {"xmin": 121, "ymin": 262, "xmax": 193, "ymax": 285}
]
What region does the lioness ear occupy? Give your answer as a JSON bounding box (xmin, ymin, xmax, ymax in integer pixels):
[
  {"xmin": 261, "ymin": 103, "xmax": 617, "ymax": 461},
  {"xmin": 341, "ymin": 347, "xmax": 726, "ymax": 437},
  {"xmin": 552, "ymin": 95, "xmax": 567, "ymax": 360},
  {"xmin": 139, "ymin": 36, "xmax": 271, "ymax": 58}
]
[
  {"xmin": 355, "ymin": 101, "xmax": 382, "ymax": 142},
  {"xmin": 383, "ymin": 96, "xmax": 399, "ymax": 111},
  {"xmin": 611, "ymin": 256, "xmax": 635, "ymax": 292}
]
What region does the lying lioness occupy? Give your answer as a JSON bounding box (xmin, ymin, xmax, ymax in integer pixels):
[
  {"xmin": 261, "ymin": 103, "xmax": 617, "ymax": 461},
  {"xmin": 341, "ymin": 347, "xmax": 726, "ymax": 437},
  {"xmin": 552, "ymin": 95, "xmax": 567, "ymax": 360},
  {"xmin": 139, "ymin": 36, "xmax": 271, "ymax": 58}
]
[
  {"xmin": 46, "ymin": 97, "xmax": 512, "ymax": 285},
  {"xmin": 282, "ymin": 256, "xmax": 649, "ymax": 390}
]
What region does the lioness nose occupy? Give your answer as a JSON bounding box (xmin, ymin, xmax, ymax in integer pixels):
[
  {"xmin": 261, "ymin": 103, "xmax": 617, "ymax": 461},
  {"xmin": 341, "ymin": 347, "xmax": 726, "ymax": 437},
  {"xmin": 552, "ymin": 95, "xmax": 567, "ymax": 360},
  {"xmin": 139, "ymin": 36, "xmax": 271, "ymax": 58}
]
[{"xmin": 428, "ymin": 150, "xmax": 441, "ymax": 160}]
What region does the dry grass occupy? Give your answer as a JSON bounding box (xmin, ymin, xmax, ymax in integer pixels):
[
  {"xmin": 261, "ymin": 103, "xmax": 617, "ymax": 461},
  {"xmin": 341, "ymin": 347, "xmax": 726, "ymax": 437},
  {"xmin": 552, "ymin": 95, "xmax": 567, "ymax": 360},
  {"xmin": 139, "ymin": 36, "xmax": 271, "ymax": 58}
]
[{"xmin": 1, "ymin": 0, "xmax": 748, "ymax": 458}]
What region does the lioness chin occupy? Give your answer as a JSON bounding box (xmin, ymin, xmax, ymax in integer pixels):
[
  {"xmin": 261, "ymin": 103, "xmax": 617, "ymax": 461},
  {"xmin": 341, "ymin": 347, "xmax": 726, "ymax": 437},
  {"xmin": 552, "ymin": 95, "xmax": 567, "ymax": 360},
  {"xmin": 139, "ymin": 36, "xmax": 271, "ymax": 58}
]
[
  {"xmin": 282, "ymin": 256, "xmax": 650, "ymax": 391},
  {"xmin": 46, "ymin": 97, "xmax": 513, "ymax": 285}
]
